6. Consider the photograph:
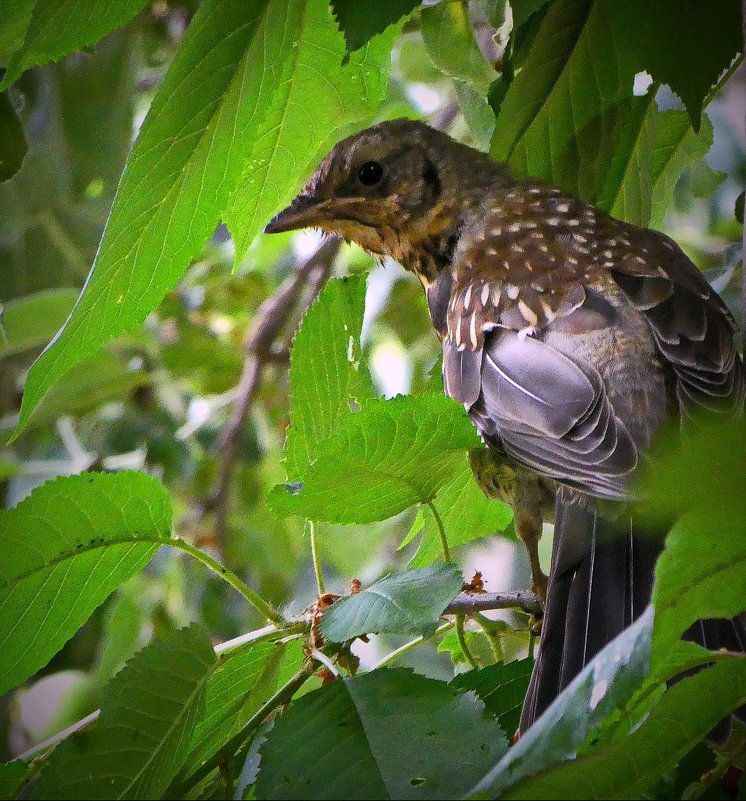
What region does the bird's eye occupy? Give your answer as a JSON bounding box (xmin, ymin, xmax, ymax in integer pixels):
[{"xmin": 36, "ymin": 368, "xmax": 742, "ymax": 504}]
[{"xmin": 358, "ymin": 161, "xmax": 383, "ymax": 186}]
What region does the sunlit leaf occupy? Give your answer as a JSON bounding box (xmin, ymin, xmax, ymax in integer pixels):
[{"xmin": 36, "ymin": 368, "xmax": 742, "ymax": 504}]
[{"xmin": 0, "ymin": 471, "xmax": 171, "ymax": 695}]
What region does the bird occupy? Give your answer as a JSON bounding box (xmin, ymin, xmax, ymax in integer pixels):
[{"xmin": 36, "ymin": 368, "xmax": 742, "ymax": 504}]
[{"xmin": 264, "ymin": 118, "xmax": 746, "ymax": 735}]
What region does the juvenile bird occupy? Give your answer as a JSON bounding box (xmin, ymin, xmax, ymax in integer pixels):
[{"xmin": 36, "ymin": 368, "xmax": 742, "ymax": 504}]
[{"xmin": 265, "ymin": 118, "xmax": 745, "ymax": 733}]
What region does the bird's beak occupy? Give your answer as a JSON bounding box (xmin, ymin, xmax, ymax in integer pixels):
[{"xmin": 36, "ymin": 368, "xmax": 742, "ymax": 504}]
[{"xmin": 265, "ymin": 194, "xmax": 327, "ymax": 234}]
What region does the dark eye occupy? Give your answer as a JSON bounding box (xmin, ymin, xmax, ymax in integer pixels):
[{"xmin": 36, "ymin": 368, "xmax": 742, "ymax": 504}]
[{"xmin": 358, "ymin": 161, "xmax": 383, "ymax": 186}]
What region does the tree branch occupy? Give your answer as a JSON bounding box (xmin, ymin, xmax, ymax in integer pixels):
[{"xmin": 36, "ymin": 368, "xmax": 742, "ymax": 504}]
[
  {"xmin": 444, "ymin": 589, "xmax": 542, "ymax": 617},
  {"xmin": 204, "ymin": 237, "xmax": 340, "ymax": 545}
]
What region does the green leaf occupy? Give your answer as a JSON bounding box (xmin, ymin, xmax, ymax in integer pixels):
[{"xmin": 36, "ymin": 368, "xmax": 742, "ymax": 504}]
[
  {"xmin": 646, "ymin": 420, "xmax": 746, "ymax": 666},
  {"xmin": 14, "ymin": 0, "xmax": 395, "ymax": 438},
  {"xmin": 256, "ymin": 668, "xmax": 508, "ymax": 799},
  {"xmin": 407, "ymin": 456, "xmax": 513, "ymax": 568},
  {"xmin": 595, "ymin": 98, "xmax": 712, "ymax": 228},
  {"xmin": 319, "ymin": 562, "xmax": 464, "ymax": 640},
  {"xmin": 223, "ymin": 1, "xmax": 398, "ymax": 261},
  {"xmin": 0, "ymin": 471, "xmax": 172, "ymax": 695},
  {"xmin": 648, "ymin": 110, "xmax": 713, "ymax": 230},
  {"xmin": 34, "ymin": 624, "xmax": 216, "ymax": 800},
  {"xmin": 0, "ymin": 761, "xmax": 29, "ymax": 801},
  {"xmin": 0, "ymin": 90, "xmax": 27, "ymax": 181},
  {"xmin": 0, "ymin": 0, "xmax": 33, "ymax": 61},
  {"xmin": 270, "ymin": 395, "xmax": 482, "ymax": 524},
  {"xmin": 608, "ymin": 0, "xmax": 742, "ymax": 131},
  {"xmin": 0, "ymin": 0, "xmax": 149, "ymax": 89},
  {"xmin": 509, "ymin": 0, "xmax": 553, "ymax": 28},
  {"xmin": 330, "ymin": 0, "xmax": 420, "ymax": 53},
  {"xmin": 451, "ymin": 659, "xmax": 534, "ymax": 738},
  {"xmin": 498, "ymin": 659, "xmax": 746, "ymax": 800},
  {"xmin": 472, "ymin": 608, "xmax": 653, "ymax": 797},
  {"xmin": 421, "ymin": 1, "xmax": 496, "ymax": 93},
  {"xmin": 490, "ymin": 0, "xmax": 639, "ymax": 204},
  {"xmin": 0, "ymin": 287, "xmax": 78, "ymax": 357},
  {"xmin": 184, "ymin": 640, "xmax": 287, "ymax": 771},
  {"xmin": 285, "ymin": 275, "xmax": 370, "ymax": 480}
]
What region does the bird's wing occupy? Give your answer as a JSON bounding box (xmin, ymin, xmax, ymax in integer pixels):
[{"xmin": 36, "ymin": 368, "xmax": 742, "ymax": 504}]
[
  {"xmin": 607, "ymin": 227, "xmax": 745, "ymax": 421},
  {"xmin": 443, "ymin": 329, "xmax": 639, "ymax": 499}
]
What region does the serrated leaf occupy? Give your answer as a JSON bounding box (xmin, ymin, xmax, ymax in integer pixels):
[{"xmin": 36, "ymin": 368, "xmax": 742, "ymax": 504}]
[
  {"xmin": 184, "ymin": 640, "xmax": 284, "ymax": 770},
  {"xmin": 0, "ymin": 287, "xmax": 78, "ymax": 357},
  {"xmin": 421, "ymin": 2, "xmax": 496, "ymax": 93},
  {"xmin": 491, "ymin": 0, "xmax": 639, "ymax": 204},
  {"xmin": 257, "ymin": 668, "xmax": 508, "ymax": 800},
  {"xmin": 34, "ymin": 624, "xmax": 216, "ymax": 800},
  {"xmin": 14, "ymin": 0, "xmax": 395, "ymax": 439},
  {"xmin": 451, "ymin": 659, "xmax": 534, "ymax": 738},
  {"xmin": 472, "ymin": 608, "xmax": 654, "ymax": 797},
  {"xmin": 285, "ymin": 275, "xmax": 370, "ymax": 480},
  {"xmin": 0, "ymin": 0, "xmax": 148, "ymax": 89},
  {"xmin": 509, "ymin": 0, "xmax": 553, "ymax": 28},
  {"xmin": 0, "ymin": 0, "xmax": 33, "ymax": 61},
  {"xmin": 407, "ymin": 456, "xmax": 513, "ymax": 568},
  {"xmin": 223, "ymin": 0, "xmax": 398, "ymax": 261},
  {"xmin": 319, "ymin": 563, "xmax": 464, "ymax": 640},
  {"xmin": 270, "ymin": 395, "xmax": 482, "ymax": 524},
  {"xmin": 498, "ymin": 659, "xmax": 746, "ymax": 800},
  {"xmin": 607, "ymin": 0, "xmax": 742, "ymax": 130},
  {"xmin": 330, "ymin": 0, "xmax": 420, "ymax": 54},
  {"xmin": 0, "ymin": 90, "xmax": 27, "ymax": 181},
  {"xmin": 0, "ymin": 471, "xmax": 172, "ymax": 695}
]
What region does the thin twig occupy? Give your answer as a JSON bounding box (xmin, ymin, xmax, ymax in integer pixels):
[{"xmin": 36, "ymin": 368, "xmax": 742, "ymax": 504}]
[
  {"xmin": 444, "ymin": 589, "xmax": 542, "ymax": 617},
  {"xmin": 308, "ymin": 520, "xmax": 325, "ymax": 595},
  {"xmin": 205, "ymin": 237, "xmax": 341, "ymax": 544}
]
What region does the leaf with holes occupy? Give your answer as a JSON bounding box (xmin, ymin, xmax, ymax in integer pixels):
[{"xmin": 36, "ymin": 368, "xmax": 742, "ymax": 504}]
[
  {"xmin": 256, "ymin": 668, "xmax": 508, "ymax": 800},
  {"xmin": 270, "ymin": 394, "xmax": 481, "ymax": 524}
]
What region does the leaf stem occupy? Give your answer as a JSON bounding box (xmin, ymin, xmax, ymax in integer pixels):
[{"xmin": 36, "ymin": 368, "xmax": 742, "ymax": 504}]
[
  {"xmin": 456, "ymin": 615, "xmax": 479, "ymax": 669},
  {"xmin": 369, "ymin": 621, "xmax": 454, "ymax": 669},
  {"xmin": 168, "ymin": 538, "xmax": 284, "ymax": 626},
  {"xmin": 426, "ymin": 500, "xmax": 451, "ymax": 563},
  {"xmin": 308, "ymin": 519, "xmax": 325, "ymax": 595},
  {"xmin": 169, "ymin": 661, "xmax": 318, "ymax": 796}
]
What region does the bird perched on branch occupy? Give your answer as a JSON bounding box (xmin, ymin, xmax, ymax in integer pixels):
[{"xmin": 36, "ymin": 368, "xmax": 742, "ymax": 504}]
[{"xmin": 265, "ymin": 118, "xmax": 745, "ymax": 734}]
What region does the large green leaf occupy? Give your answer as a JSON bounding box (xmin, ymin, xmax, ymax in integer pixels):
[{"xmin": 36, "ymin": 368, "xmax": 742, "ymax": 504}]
[
  {"xmin": 471, "ymin": 608, "xmax": 654, "ymax": 797},
  {"xmin": 330, "ymin": 0, "xmax": 420, "ymax": 54},
  {"xmin": 490, "ymin": 0, "xmax": 638, "ymax": 204},
  {"xmin": 284, "ymin": 275, "xmax": 371, "ymax": 480},
  {"xmin": 34, "ymin": 624, "xmax": 216, "ymax": 800},
  {"xmin": 256, "ymin": 668, "xmax": 508, "ymax": 799},
  {"xmin": 498, "ymin": 659, "xmax": 746, "ymax": 800},
  {"xmin": 222, "ymin": 2, "xmax": 398, "ymax": 260},
  {"xmin": 270, "ymin": 394, "xmax": 482, "ymax": 523},
  {"xmin": 607, "ymin": 0, "xmax": 743, "ymax": 130},
  {"xmin": 14, "ymin": 0, "xmax": 394, "ymax": 438},
  {"xmin": 0, "ymin": 471, "xmax": 171, "ymax": 695},
  {"xmin": 319, "ymin": 562, "xmax": 464, "ymax": 640},
  {"xmin": 0, "ymin": 0, "xmax": 148, "ymax": 89}
]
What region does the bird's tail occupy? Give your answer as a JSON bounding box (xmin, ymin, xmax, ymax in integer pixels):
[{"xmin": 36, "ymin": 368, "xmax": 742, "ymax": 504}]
[{"xmin": 519, "ymin": 496, "xmax": 746, "ymax": 738}]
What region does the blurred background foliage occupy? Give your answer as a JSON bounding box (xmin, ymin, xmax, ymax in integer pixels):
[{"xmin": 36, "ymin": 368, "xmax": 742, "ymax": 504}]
[{"xmin": 0, "ymin": 0, "xmax": 743, "ymax": 763}]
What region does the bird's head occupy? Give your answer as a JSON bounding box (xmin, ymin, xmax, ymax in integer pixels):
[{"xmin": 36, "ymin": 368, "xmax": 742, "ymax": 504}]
[{"xmin": 265, "ymin": 119, "xmax": 506, "ymax": 271}]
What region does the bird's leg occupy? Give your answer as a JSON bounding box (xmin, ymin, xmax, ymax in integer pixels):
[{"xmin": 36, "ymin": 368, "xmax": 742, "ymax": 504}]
[{"xmin": 515, "ymin": 512, "xmax": 548, "ymax": 606}]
